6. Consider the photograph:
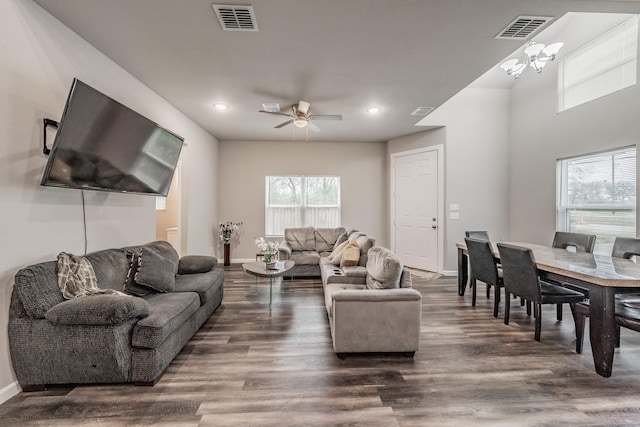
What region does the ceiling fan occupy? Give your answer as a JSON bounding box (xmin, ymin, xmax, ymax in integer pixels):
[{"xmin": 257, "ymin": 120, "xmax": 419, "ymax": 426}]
[{"xmin": 259, "ymin": 101, "xmax": 342, "ymax": 132}]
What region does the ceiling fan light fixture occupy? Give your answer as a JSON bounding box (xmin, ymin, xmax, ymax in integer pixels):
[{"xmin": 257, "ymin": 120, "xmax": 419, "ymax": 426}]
[{"xmin": 293, "ymin": 118, "xmax": 308, "ymax": 128}]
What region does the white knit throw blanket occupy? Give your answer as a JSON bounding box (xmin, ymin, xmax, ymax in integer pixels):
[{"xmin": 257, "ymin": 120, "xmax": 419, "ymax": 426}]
[{"xmin": 57, "ymin": 252, "xmax": 127, "ymax": 299}]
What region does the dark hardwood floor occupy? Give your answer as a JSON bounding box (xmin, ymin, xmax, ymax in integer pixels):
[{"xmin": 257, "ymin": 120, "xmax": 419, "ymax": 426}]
[{"xmin": 3, "ymin": 265, "xmax": 640, "ymax": 426}]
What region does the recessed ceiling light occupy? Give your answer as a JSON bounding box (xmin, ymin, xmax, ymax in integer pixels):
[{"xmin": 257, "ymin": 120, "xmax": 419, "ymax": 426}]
[
  {"xmin": 367, "ymin": 106, "xmax": 381, "ymax": 114},
  {"xmin": 213, "ymin": 103, "xmax": 228, "ymax": 110}
]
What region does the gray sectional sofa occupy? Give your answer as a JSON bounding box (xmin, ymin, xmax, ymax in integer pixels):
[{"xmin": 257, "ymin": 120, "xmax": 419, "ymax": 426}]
[
  {"xmin": 279, "ymin": 227, "xmax": 422, "ymax": 356},
  {"xmin": 278, "ymin": 227, "xmax": 377, "ymax": 278},
  {"xmin": 322, "ymin": 245, "xmax": 422, "ymax": 356},
  {"xmin": 9, "ymin": 241, "xmax": 223, "ymax": 390}
]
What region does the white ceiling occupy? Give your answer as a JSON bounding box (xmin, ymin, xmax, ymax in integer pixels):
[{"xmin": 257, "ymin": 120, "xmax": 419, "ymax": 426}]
[{"xmin": 32, "ymin": 0, "xmax": 640, "ymax": 143}]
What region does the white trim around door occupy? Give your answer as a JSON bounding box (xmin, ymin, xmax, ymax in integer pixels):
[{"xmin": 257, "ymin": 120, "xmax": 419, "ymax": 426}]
[{"xmin": 390, "ymin": 145, "xmax": 445, "ymax": 274}]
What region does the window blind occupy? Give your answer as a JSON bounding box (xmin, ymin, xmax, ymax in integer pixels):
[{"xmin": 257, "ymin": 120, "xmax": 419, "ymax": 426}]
[{"xmin": 558, "ymin": 15, "xmax": 638, "ymax": 112}]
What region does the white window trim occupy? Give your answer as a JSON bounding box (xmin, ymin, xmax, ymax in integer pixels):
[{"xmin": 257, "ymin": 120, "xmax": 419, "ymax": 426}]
[{"xmin": 265, "ymin": 175, "xmax": 341, "ymax": 236}]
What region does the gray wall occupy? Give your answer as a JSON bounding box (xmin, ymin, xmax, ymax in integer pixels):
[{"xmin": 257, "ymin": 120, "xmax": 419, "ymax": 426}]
[
  {"xmin": 0, "ymin": 0, "xmax": 219, "ymax": 401},
  {"xmin": 218, "ymin": 140, "xmax": 387, "ymax": 260},
  {"xmin": 509, "ymin": 13, "xmax": 640, "ymax": 246},
  {"xmin": 393, "ymin": 88, "xmax": 512, "ymax": 272}
]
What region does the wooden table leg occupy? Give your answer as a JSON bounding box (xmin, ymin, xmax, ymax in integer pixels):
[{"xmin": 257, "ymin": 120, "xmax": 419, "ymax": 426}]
[
  {"xmin": 588, "ymin": 286, "xmax": 617, "ymax": 377},
  {"xmin": 458, "ymin": 247, "xmax": 468, "ymax": 296}
]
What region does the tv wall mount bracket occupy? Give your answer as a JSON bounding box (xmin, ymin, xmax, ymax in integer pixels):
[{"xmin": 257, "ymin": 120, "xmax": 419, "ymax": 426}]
[{"xmin": 43, "ymin": 118, "xmax": 58, "ymax": 155}]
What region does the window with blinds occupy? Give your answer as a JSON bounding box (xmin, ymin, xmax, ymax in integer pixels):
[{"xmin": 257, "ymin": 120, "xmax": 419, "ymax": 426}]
[
  {"xmin": 557, "ymin": 146, "xmax": 636, "ymax": 254},
  {"xmin": 265, "ymin": 176, "xmax": 341, "ymax": 236},
  {"xmin": 558, "ymin": 15, "xmax": 638, "ymax": 112}
]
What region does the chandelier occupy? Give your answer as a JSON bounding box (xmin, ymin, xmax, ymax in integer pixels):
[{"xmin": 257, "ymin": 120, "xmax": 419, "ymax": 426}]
[{"xmin": 500, "ymin": 40, "xmax": 564, "ymax": 78}]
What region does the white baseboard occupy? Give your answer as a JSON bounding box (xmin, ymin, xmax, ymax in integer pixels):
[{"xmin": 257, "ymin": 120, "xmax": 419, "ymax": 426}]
[
  {"xmin": 441, "ymin": 270, "xmax": 458, "ymax": 277},
  {"xmin": 231, "ymin": 258, "xmax": 256, "ymax": 264},
  {"xmin": 0, "ymin": 380, "xmax": 21, "ymax": 404}
]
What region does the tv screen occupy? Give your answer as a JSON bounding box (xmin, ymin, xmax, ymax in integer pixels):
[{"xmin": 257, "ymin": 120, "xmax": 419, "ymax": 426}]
[{"xmin": 41, "ymin": 79, "xmax": 184, "ymax": 196}]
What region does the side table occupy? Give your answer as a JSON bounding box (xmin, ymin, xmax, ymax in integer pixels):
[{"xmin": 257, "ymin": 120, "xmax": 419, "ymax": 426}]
[{"xmin": 242, "ymin": 260, "xmax": 295, "ymax": 310}]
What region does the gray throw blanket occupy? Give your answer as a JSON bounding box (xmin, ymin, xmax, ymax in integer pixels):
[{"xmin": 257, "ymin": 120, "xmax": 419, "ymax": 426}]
[{"xmin": 57, "ymin": 252, "xmax": 128, "ymax": 299}]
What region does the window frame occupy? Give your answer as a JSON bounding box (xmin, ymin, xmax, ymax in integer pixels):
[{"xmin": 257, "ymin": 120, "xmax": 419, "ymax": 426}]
[
  {"xmin": 265, "ymin": 175, "xmax": 341, "ymax": 236},
  {"xmin": 556, "ymin": 146, "xmax": 637, "ymax": 254}
]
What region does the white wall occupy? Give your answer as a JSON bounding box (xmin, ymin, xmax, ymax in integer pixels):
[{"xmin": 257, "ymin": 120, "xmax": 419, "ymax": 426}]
[
  {"xmin": 0, "ymin": 0, "xmax": 219, "ymax": 402},
  {"xmin": 218, "ymin": 140, "xmax": 387, "ymax": 260},
  {"xmin": 509, "ymin": 13, "xmax": 640, "ymax": 245},
  {"xmin": 408, "ymin": 88, "xmax": 512, "ymax": 271}
]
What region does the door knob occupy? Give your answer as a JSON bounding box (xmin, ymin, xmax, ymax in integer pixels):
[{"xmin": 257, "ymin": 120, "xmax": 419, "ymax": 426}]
[{"xmin": 432, "ymin": 225, "xmax": 437, "ymax": 229}]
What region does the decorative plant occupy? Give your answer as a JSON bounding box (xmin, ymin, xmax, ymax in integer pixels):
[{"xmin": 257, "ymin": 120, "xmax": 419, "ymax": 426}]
[
  {"xmin": 219, "ymin": 221, "xmax": 242, "ymax": 244},
  {"xmin": 255, "ymin": 237, "xmax": 279, "ymax": 263}
]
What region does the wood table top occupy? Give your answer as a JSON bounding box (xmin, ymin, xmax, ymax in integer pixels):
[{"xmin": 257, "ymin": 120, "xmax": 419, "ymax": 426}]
[{"xmin": 457, "ymin": 241, "xmax": 640, "ymax": 288}]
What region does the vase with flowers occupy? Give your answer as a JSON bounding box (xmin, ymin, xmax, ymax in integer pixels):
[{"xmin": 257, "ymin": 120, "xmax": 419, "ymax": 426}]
[
  {"xmin": 255, "ymin": 237, "xmax": 279, "ymax": 269},
  {"xmin": 219, "ymin": 221, "xmax": 242, "ymax": 266}
]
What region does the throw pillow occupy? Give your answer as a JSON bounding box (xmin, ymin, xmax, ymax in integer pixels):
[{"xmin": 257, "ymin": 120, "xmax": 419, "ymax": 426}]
[
  {"xmin": 340, "ymin": 242, "xmax": 361, "ymax": 268},
  {"xmin": 328, "ymin": 240, "xmax": 349, "ymax": 260},
  {"xmin": 123, "ymin": 249, "xmax": 156, "ymax": 297},
  {"xmin": 365, "ymin": 246, "xmax": 403, "ymax": 289},
  {"xmin": 45, "ymin": 294, "xmax": 150, "ymax": 325},
  {"xmin": 135, "ymin": 242, "xmax": 178, "ymax": 293}
]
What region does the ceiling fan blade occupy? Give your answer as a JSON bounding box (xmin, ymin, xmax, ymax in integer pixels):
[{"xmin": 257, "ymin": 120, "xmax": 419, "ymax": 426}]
[
  {"xmin": 308, "ymin": 121, "xmax": 321, "ymax": 132},
  {"xmin": 309, "ymin": 114, "xmax": 342, "ymax": 121},
  {"xmin": 274, "ymin": 119, "xmax": 293, "ymax": 129},
  {"xmin": 259, "ymin": 110, "xmax": 293, "ymax": 118},
  {"xmin": 297, "ymin": 100, "xmax": 310, "ymax": 115}
]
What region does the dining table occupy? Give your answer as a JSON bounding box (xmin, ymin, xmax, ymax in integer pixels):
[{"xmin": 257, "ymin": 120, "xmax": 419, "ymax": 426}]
[{"xmin": 457, "ymin": 241, "xmax": 640, "ymax": 377}]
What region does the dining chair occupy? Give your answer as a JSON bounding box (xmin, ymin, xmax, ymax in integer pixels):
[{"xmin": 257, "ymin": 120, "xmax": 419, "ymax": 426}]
[
  {"xmin": 465, "ymin": 238, "xmax": 503, "ymax": 317},
  {"xmin": 465, "ymin": 231, "xmax": 495, "ymax": 299},
  {"xmin": 575, "ymin": 236, "xmax": 640, "ymax": 353},
  {"xmin": 551, "ymin": 232, "xmax": 596, "ymax": 321},
  {"xmin": 552, "ymin": 231, "xmax": 597, "ymax": 253},
  {"xmin": 465, "ymin": 230, "xmax": 491, "ymax": 242},
  {"xmin": 497, "ymin": 243, "xmax": 586, "ymax": 342}
]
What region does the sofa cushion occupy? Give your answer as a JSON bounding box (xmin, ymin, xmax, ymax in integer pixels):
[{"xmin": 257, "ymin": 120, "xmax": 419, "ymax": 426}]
[
  {"xmin": 45, "ymin": 294, "xmax": 149, "ymax": 325},
  {"xmin": 132, "ymin": 292, "xmax": 200, "ymax": 349},
  {"xmin": 366, "ymin": 246, "xmax": 403, "ymax": 289},
  {"xmin": 356, "ymin": 235, "xmax": 376, "ymax": 267},
  {"xmin": 175, "ymin": 269, "xmax": 224, "ymax": 306},
  {"xmin": 134, "ymin": 241, "xmax": 179, "ymax": 293},
  {"xmin": 14, "ymin": 261, "xmax": 64, "ymax": 319},
  {"xmin": 324, "ymin": 283, "xmax": 366, "ymax": 317},
  {"xmin": 291, "ymin": 250, "xmax": 321, "ymax": 266},
  {"xmin": 84, "ymin": 248, "xmax": 130, "ymax": 292},
  {"xmin": 285, "ymin": 227, "xmax": 316, "ymax": 251},
  {"xmin": 340, "ymin": 242, "xmax": 361, "ymax": 268},
  {"xmin": 178, "ymin": 255, "xmax": 218, "ymax": 274},
  {"xmin": 315, "ymin": 227, "xmax": 346, "ymax": 252},
  {"xmin": 335, "ymin": 231, "xmax": 348, "ymax": 247}
]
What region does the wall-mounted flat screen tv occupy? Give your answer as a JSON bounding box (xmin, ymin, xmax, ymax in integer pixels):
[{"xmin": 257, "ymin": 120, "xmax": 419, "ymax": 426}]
[{"xmin": 41, "ymin": 79, "xmax": 184, "ymax": 196}]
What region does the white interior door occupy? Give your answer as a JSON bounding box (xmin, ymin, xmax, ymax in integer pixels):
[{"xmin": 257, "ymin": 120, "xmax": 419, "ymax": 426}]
[{"xmin": 393, "ymin": 149, "xmax": 439, "ymax": 271}]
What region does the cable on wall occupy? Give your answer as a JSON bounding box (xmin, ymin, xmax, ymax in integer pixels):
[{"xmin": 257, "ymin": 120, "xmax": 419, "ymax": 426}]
[{"xmin": 81, "ymin": 190, "xmax": 88, "ymax": 254}]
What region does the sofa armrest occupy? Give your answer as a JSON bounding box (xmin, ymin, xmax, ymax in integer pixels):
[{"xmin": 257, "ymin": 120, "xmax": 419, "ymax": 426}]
[
  {"xmin": 178, "ymin": 255, "xmax": 218, "ymax": 274},
  {"xmin": 278, "ymin": 241, "xmax": 292, "ymax": 260},
  {"xmin": 332, "ymin": 288, "xmax": 421, "ymax": 302},
  {"xmin": 45, "ymin": 294, "xmax": 149, "ymax": 326},
  {"xmin": 341, "ymin": 266, "xmax": 367, "ymax": 278},
  {"xmin": 331, "ymin": 288, "xmax": 422, "ymax": 354}
]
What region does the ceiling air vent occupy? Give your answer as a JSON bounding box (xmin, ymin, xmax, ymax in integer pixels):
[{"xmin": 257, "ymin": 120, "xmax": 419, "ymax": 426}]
[
  {"xmin": 212, "ymin": 4, "xmax": 258, "ymax": 31},
  {"xmin": 411, "ymin": 107, "xmax": 435, "ymax": 116},
  {"xmin": 495, "ymin": 16, "xmax": 553, "ymax": 40},
  {"xmin": 261, "ymin": 102, "xmax": 280, "ymax": 113}
]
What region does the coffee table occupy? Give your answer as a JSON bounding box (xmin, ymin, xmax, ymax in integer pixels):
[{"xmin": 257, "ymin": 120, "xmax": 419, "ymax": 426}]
[{"xmin": 242, "ymin": 260, "xmax": 295, "ymax": 310}]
